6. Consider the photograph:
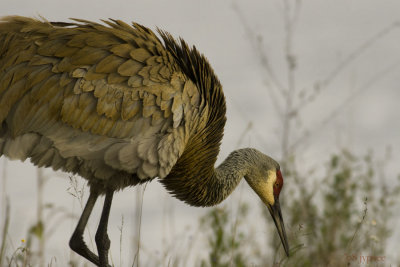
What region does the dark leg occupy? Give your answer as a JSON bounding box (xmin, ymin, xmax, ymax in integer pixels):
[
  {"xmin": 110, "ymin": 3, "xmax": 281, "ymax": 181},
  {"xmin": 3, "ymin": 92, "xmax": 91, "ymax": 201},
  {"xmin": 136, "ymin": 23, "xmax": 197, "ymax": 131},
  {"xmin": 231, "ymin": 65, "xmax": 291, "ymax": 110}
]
[
  {"xmin": 69, "ymin": 189, "xmax": 104, "ymax": 266},
  {"xmin": 95, "ymin": 190, "xmax": 114, "ymax": 267}
]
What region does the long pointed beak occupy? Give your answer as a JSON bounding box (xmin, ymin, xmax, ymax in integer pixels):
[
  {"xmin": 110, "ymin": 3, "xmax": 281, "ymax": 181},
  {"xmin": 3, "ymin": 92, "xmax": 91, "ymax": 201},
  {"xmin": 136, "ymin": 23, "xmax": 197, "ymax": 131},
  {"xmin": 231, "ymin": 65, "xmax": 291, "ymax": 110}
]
[{"xmin": 268, "ymin": 199, "xmax": 289, "ymax": 257}]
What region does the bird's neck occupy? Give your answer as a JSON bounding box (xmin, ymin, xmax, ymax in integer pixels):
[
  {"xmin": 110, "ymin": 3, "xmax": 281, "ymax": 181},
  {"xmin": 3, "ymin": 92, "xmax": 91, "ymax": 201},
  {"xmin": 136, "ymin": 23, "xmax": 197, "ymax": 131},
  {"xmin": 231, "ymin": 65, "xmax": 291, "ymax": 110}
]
[
  {"xmin": 160, "ymin": 149, "xmax": 252, "ymax": 207},
  {"xmin": 212, "ymin": 151, "xmax": 251, "ymax": 204}
]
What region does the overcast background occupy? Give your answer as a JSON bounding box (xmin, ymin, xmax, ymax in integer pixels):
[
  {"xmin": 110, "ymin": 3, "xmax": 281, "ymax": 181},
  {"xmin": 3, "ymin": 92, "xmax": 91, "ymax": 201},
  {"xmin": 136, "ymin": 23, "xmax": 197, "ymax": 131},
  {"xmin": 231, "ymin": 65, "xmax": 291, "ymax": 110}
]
[{"xmin": 1, "ymin": 0, "xmax": 400, "ymax": 266}]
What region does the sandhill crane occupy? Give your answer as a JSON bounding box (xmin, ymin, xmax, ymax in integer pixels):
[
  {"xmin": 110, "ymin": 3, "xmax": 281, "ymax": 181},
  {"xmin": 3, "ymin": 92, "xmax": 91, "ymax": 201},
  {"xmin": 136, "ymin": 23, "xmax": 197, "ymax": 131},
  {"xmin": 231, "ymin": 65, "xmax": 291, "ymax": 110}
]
[{"xmin": 0, "ymin": 16, "xmax": 289, "ymax": 266}]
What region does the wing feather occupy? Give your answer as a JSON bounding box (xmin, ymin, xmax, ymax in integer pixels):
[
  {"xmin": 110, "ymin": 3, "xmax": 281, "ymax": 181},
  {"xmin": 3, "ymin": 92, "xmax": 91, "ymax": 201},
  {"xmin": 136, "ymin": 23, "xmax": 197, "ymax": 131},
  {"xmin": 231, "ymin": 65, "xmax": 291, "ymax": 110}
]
[
  {"xmin": 0, "ymin": 16, "xmax": 203, "ymax": 183},
  {"xmin": 110, "ymin": 43, "xmax": 135, "ymax": 58},
  {"xmin": 117, "ymin": 59, "xmax": 143, "ymax": 76},
  {"xmin": 96, "ymin": 54, "xmax": 125, "ymax": 73}
]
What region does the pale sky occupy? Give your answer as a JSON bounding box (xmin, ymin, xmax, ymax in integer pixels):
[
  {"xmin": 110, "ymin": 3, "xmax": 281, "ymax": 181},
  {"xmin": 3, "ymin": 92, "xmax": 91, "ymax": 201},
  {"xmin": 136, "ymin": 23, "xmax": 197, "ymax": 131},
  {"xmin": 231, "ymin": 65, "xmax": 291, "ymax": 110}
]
[{"xmin": 1, "ymin": 0, "xmax": 400, "ymax": 266}]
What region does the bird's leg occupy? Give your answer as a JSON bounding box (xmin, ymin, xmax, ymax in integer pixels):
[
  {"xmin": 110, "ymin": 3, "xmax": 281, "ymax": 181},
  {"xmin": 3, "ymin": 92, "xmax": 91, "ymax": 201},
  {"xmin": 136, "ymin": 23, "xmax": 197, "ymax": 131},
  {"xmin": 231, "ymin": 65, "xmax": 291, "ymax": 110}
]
[
  {"xmin": 95, "ymin": 190, "xmax": 114, "ymax": 267},
  {"xmin": 69, "ymin": 189, "xmax": 105, "ymax": 266}
]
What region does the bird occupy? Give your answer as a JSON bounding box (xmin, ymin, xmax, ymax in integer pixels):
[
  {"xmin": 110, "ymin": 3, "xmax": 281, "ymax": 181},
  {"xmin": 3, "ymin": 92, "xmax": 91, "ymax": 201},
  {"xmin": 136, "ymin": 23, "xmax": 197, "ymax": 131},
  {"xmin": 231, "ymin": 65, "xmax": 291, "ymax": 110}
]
[{"xmin": 0, "ymin": 16, "xmax": 289, "ymax": 266}]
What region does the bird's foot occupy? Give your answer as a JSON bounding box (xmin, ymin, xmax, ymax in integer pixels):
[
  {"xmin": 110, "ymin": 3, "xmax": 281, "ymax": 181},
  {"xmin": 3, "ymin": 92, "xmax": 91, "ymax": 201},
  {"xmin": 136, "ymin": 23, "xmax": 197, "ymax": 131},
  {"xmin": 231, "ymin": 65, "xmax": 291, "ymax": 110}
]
[
  {"xmin": 69, "ymin": 232, "xmax": 111, "ymax": 267},
  {"xmin": 95, "ymin": 228, "xmax": 111, "ymax": 267}
]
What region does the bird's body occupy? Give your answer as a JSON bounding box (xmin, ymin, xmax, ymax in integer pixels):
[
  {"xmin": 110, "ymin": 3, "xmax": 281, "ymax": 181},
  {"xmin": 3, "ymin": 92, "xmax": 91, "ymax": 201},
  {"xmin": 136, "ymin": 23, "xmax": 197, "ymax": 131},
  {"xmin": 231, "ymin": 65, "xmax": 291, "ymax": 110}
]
[
  {"xmin": 0, "ymin": 16, "xmax": 289, "ymax": 266},
  {"xmin": 0, "ymin": 16, "xmax": 223, "ymax": 200}
]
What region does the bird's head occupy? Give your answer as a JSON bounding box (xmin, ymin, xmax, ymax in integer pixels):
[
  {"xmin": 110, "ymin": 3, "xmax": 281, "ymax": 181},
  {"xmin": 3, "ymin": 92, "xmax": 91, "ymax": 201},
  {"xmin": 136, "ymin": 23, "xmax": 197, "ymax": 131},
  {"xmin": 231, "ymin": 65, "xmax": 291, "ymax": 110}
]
[{"xmin": 243, "ymin": 149, "xmax": 289, "ymax": 256}]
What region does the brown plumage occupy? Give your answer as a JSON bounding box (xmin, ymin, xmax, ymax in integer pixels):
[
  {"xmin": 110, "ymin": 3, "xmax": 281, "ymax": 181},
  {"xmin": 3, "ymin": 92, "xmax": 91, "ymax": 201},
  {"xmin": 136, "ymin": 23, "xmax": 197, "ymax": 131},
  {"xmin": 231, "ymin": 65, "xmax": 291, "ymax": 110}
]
[{"xmin": 0, "ymin": 16, "xmax": 289, "ymax": 266}]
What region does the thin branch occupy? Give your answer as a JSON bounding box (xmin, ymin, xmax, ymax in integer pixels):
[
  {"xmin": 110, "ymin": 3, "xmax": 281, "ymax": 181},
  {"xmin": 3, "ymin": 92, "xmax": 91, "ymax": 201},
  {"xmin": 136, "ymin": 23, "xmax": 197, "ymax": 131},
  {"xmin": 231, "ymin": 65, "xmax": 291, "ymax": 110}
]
[
  {"xmin": 132, "ymin": 182, "xmax": 148, "ymax": 267},
  {"xmin": 119, "ymin": 215, "xmax": 124, "ymax": 267},
  {"xmin": 291, "ymin": 59, "xmax": 400, "ymax": 151},
  {"xmin": 291, "ymin": 21, "xmax": 400, "ymax": 115},
  {"xmin": 232, "ymin": 1, "xmax": 287, "ymax": 102},
  {"xmin": 262, "ymin": 79, "xmax": 284, "ymax": 118},
  {"xmin": 319, "ymin": 21, "xmax": 400, "ymax": 91},
  {"xmin": 228, "ymin": 94, "xmax": 276, "ymax": 149},
  {"xmin": 281, "ymin": 0, "xmax": 301, "ymax": 160},
  {"xmin": 292, "ymin": 0, "xmax": 302, "ymax": 27},
  {"xmin": 347, "ymin": 198, "xmax": 368, "ymax": 251},
  {"xmin": 235, "ymin": 121, "xmax": 253, "ymax": 148},
  {"xmin": 0, "ymin": 197, "xmax": 9, "ymax": 266}
]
